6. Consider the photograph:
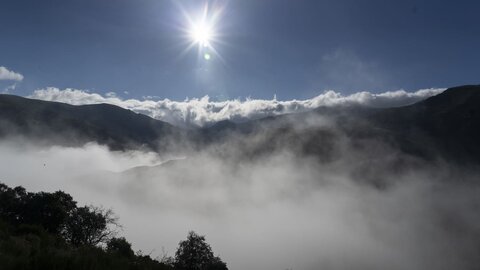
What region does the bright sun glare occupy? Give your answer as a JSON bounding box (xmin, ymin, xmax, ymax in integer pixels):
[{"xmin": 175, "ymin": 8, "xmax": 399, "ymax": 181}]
[
  {"xmin": 190, "ymin": 22, "xmax": 213, "ymax": 47},
  {"xmin": 181, "ymin": 3, "xmax": 224, "ymax": 62}
]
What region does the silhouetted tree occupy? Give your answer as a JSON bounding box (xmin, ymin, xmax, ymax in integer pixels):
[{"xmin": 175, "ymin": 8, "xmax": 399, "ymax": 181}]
[
  {"xmin": 159, "ymin": 248, "xmax": 176, "ymax": 268},
  {"xmin": 205, "ymin": 257, "xmax": 228, "ymax": 270},
  {"xmin": 0, "ymin": 182, "xmax": 173, "ymax": 270},
  {"xmin": 0, "ymin": 184, "xmax": 77, "ymax": 233},
  {"xmin": 107, "ymin": 237, "xmax": 134, "ymax": 258},
  {"xmin": 175, "ymin": 231, "xmax": 228, "ymax": 270},
  {"xmin": 22, "ymin": 190, "xmax": 77, "ymax": 234},
  {"xmin": 0, "ymin": 183, "xmax": 25, "ymax": 224},
  {"xmin": 63, "ymin": 205, "xmax": 118, "ymax": 246}
]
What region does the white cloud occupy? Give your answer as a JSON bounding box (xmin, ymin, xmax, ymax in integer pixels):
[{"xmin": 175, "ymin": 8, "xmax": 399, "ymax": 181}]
[
  {"xmin": 29, "ymin": 87, "xmax": 444, "ymax": 127},
  {"xmin": 0, "ymin": 66, "xmax": 24, "ymax": 81},
  {"xmin": 2, "ymin": 83, "xmax": 17, "ymax": 94}
]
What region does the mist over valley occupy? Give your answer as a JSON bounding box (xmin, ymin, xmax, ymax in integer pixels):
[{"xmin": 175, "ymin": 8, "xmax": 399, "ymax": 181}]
[{"xmin": 1, "ymin": 86, "xmax": 480, "ymax": 270}]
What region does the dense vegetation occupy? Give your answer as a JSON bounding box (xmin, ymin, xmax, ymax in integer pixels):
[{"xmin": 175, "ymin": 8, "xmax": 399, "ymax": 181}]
[{"xmin": 0, "ymin": 182, "xmax": 227, "ymax": 270}]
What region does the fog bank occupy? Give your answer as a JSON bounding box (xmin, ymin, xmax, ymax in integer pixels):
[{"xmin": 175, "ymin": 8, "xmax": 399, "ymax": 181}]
[{"xmin": 0, "ymin": 136, "xmax": 479, "ymax": 270}]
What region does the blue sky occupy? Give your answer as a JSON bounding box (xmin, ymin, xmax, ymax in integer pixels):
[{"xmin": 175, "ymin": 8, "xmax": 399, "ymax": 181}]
[{"xmin": 1, "ymin": 0, "xmax": 479, "ymax": 100}]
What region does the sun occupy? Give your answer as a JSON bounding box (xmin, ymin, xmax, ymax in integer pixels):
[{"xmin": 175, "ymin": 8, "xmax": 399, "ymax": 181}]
[
  {"xmin": 178, "ymin": 2, "xmax": 225, "ymax": 62},
  {"xmin": 190, "ymin": 22, "xmax": 213, "ymax": 47}
]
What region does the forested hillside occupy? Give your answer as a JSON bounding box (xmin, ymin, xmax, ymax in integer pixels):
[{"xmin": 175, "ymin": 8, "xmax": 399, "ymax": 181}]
[{"xmin": 0, "ymin": 183, "xmax": 227, "ymax": 270}]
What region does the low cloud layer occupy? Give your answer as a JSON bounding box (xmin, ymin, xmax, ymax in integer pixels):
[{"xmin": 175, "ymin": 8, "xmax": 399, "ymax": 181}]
[
  {"xmin": 1, "ymin": 111, "xmax": 479, "ymax": 270},
  {"xmin": 29, "ymin": 87, "xmax": 444, "ymax": 127},
  {"xmin": 0, "ymin": 66, "xmax": 24, "ymax": 81}
]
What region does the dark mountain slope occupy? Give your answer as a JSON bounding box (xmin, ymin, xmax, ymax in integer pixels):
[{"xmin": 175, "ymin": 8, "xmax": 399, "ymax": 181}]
[
  {"xmin": 200, "ymin": 85, "xmax": 480, "ymax": 165},
  {"xmin": 1, "ymin": 85, "xmax": 478, "ymax": 165},
  {"xmin": 366, "ymin": 85, "xmax": 480, "ymax": 163},
  {"xmin": 0, "ymin": 94, "xmax": 183, "ymax": 150}
]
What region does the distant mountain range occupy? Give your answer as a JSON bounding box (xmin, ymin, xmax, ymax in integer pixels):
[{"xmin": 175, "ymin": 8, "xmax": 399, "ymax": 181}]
[
  {"xmin": 197, "ymin": 85, "xmax": 480, "ymax": 165},
  {"xmin": 0, "ymin": 94, "xmax": 183, "ymax": 150},
  {"xmin": 1, "ymin": 85, "xmax": 479, "ymax": 165}
]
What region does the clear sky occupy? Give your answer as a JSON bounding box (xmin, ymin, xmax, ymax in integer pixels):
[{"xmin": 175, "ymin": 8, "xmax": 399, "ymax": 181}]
[{"xmin": 1, "ymin": 0, "xmax": 479, "ymax": 100}]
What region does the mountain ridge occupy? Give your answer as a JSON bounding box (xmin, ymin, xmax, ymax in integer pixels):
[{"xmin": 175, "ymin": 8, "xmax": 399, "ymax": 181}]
[
  {"xmin": 0, "ymin": 94, "xmax": 184, "ymax": 151},
  {"xmin": 1, "ymin": 85, "xmax": 479, "ymax": 164}
]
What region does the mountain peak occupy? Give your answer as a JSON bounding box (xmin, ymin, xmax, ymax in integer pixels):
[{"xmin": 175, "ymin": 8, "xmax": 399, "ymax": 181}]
[{"xmin": 420, "ymin": 84, "xmax": 480, "ymax": 110}]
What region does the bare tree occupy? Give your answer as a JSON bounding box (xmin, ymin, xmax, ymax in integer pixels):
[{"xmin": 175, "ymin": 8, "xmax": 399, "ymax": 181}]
[{"xmin": 63, "ymin": 205, "xmax": 119, "ymax": 247}]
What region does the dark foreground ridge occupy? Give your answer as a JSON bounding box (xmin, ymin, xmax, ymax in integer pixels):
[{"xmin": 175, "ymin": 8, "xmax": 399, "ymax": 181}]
[{"xmin": 0, "ymin": 182, "xmax": 228, "ymax": 270}]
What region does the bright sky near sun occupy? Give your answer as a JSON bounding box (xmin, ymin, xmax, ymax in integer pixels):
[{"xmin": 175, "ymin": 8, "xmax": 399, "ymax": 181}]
[
  {"xmin": 0, "ymin": 0, "xmax": 479, "ymax": 100},
  {"xmin": 184, "ymin": 3, "xmax": 219, "ymax": 62}
]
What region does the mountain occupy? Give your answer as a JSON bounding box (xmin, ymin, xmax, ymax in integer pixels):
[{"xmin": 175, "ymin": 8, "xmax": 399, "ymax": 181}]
[
  {"xmin": 199, "ymin": 85, "xmax": 480, "ymax": 165},
  {"xmin": 364, "ymin": 85, "xmax": 480, "ymax": 163},
  {"xmin": 0, "ymin": 94, "xmax": 184, "ymax": 151},
  {"xmin": 1, "ymin": 85, "xmax": 479, "ymax": 165}
]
